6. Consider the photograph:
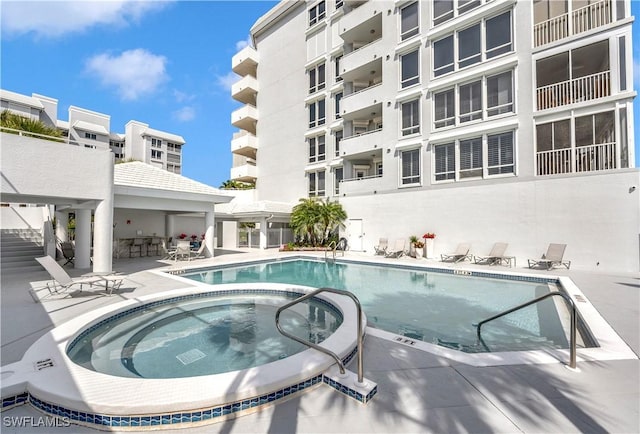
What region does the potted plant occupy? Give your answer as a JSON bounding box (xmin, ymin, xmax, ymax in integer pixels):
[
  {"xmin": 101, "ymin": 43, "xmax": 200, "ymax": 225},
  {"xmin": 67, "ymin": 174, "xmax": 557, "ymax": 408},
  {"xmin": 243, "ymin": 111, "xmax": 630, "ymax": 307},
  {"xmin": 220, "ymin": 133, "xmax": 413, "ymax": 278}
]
[
  {"xmin": 409, "ymin": 235, "xmax": 419, "ymax": 258},
  {"xmin": 414, "ymin": 239, "xmax": 425, "ymax": 258},
  {"xmin": 422, "ymin": 233, "xmax": 436, "ymax": 258},
  {"xmin": 178, "ymin": 233, "xmax": 187, "ymax": 240}
]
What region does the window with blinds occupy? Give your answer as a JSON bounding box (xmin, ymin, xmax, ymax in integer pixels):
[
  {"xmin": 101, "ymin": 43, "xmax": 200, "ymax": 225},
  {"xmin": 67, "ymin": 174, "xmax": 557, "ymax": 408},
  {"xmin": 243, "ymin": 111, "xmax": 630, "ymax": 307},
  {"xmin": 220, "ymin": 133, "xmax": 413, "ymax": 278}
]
[
  {"xmin": 434, "ymin": 143, "xmax": 455, "ymax": 181},
  {"xmin": 401, "ymin": 99, "xmax": 420, "ymax": 136},
  {"xmin": 487, "ymin": 132, "xmax": 514, "ymax": 175},
  {"xmin": 401, "ymin": 149, "xmax": 421, "ymax": 185},
  {"xmin": 401, "ymin": 50, "xmax": 420, "ymax": 88},
  {"xmin": 400, "ymin": 2, "xmax": 419, "ymax": 41},
  {"xmin": 459, "ymin": 137, "xmax": 483, "ymax": 178}
]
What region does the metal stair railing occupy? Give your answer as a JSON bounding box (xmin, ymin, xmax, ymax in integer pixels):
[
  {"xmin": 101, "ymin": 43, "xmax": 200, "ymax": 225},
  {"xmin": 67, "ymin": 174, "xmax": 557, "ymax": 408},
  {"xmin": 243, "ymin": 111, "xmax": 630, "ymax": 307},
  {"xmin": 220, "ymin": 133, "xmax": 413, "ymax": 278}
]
[
  {"xmin": 475, "ymin": 291, "xmax": 577, "ymax": 369},
  {"xmin": 324, "ymin": 240, "xmax": 337, "ymax": 261},
  {"xmin": 275, "ymin": 287, "xmax": 365, "ymax": 383}
]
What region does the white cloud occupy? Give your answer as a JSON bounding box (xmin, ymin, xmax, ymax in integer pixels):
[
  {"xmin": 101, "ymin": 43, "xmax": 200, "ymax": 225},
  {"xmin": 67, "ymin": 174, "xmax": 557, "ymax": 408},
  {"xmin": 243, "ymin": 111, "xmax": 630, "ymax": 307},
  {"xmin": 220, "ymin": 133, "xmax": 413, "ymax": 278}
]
[
  {"xmin": 235, "ymin": 36, "xmax": 252, "ymax": 51},
  {"xmin": 173, "ymin": 90, "xmax": 195, "ymax": 104},
  {"xmin": 216, "ymin": 71, "xmax": 238, "ymax": 92},
  {"xmin": 173, "ymin": 106, "xmax": 195, "ymax": 122},
  {"xmin": 85, "ymin": 49, "xmax": 168, "ymax": 101},
  {"xmin": 1, "ymin": 1, "xmax": 169, "ymax": 39}
]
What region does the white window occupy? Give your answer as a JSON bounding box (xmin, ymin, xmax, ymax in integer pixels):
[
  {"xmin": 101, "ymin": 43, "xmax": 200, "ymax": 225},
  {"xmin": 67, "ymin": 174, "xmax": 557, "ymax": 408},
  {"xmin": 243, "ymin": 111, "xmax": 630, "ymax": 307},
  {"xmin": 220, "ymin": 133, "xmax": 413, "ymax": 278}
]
[
  {"xmin": 335, "ymin": 55, "xmax": 343, "ymax": 82},
  {"xmin": 336, "ymin": 0, "xmax": 343, "ymax": 9},
  {"xmin": 400, "ymin": 50, "xmax": 420, "ymax": 88},
  {"xmin": 487, "ymin": 71, "xmax": 513, "ymax": 116},
  {"xmin": 334, "ymin": 167, "xmax": 343, "ymax": 194},
  {"xmin": 376, "ymin": 162, "xmax": 383, "ymax": 176},
  {"xmin": 401, "ymin": 148, "xmax": 421, "ymax": 185},
  {"xmin": 434, "ymin": 89, "xmax": 455, "ymax": 128},
  {"xmin": 309, "ymin": 135, "xmax": 326, "ymax": 163},
  {"xmin": 536, "ymin": 119, "xmax": 570, "ymax": 153},
  {"xmin": 401, "ymin": 99, "xmax": 420, "ymax": 136},
  {"xmin": 309, "ymin": 1, "xmax": 326, "ymax": 26},
  {"xmin": 487, "ymin": 131, "xmax": 514, "ymax": 175},
  {"xmin": 434, "ymin": 143, "xmax": 455, "ymax": 181},
  {"xmin": 335, "ymin": 130, "xmax": 343, "ymax": 156},
  {"xmin": 459, "ymin": 80, "xmax": 482, "ymax": 123},
  {"xmin": 309, "ymin": 99, "xmax": 326, "ymax": 128},
  {"xmin": 151, "ymin": 149, "xmax": 162, "ymax": 160},
  {"xmin": 575, "ymin": 111, "xmax": 615, "ymax": 148},
  {"xmin": 309, "ymin": 63, "xmax": 326, "ymax": 94},
  {"xmin": 335, "ymin": 92, "xmax": 342, "ymax": 119},
  {"xmin": 309, "ymin": 170, "xmax": 326, "ymax": 197},
  {"xmin": 434, "ymin": 131, "xmax": 515, "ymax": 181},
  {"xmin": 84, "ymin": 132, "xmax": 97, "ymax": 140},
  {"xmin": 433, "ymin": 11, "xmax": 512, "ymax": 77},
  {"xmin": 400, "ymin": 2, "xmax": 419, "ymax": 41},
  {"xmin": 151, "ymin": 138, "xmax": 162, "ymax": 148},
  {"xmin": 433, "ymin": 0, "xmax": 482, "ymax": 25}
]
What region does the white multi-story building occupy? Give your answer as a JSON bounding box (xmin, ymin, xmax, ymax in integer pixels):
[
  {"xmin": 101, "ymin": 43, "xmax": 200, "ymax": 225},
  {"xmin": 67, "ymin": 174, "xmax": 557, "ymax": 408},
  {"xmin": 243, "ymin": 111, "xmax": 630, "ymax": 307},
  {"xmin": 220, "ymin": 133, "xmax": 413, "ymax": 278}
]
[
  {"xmin": 229, "ymin": 0, "xmax": 638, "ymax": 272},
  {"xmin": 0, "ymin": 89, "xmax": 185, "ymax": 173}
]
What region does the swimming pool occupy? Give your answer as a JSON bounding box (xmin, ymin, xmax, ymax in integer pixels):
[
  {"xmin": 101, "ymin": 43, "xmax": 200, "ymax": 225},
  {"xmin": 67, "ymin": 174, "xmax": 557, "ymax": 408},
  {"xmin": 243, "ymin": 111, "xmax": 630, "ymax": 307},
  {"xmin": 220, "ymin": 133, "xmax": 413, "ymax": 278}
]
[
  {"xmin": 181, "ymin": 258, "xmax": 594, "ymax": 353},
  {"xmin": 67, "ymin": 293, "xmax": 342, "ymax": 378}
]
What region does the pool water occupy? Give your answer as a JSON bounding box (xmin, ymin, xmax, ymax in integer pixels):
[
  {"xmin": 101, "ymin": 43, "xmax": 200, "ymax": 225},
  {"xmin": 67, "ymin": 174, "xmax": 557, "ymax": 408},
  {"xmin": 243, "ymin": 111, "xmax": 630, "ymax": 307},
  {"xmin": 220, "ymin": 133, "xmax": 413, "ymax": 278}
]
[
  {"xmin": 67, "ymin": 294, "xmax": 342, "ymax": 378},
  {"xmin": 184, "ymin": 259, "xmax": 584, "ymax": 353}
]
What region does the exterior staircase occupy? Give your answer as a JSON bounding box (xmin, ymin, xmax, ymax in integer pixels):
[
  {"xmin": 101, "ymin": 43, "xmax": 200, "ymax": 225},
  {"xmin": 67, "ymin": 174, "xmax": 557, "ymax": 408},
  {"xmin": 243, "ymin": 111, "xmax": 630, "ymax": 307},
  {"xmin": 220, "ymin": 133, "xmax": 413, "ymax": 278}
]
[{"xmin": 1, "ymin": 229, "xmax": 45, "ymax": 274}]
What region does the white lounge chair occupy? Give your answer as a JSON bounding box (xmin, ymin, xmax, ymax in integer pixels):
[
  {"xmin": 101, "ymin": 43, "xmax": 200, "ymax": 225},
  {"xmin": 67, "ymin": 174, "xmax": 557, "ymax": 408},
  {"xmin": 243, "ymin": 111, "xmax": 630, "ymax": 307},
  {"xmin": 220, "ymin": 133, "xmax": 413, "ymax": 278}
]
[
  {"xmin": 385, "ymin": 239, "xmax": 406, "ymax": 258},
  {"xmin": 161, "ymin": 239, "xmax": 177, "ymax": 260},
  {"xmin": 175, "ymin": 240, "xmax": 192, "ymax": 261},
  {"xmin": 441, "ymin": 243, "xmax": 471, "ymax": 263},
  {"xmin": 35, "ymin": 256, "xmax": 125, "ymax": 296},
  {"xmin": 374, "ymin": 238, "xmax": 388, "ymax": 256},
  {"xmin": 473, "ymin": 242, "xmax": 509, "ymax": 266},
  {"xmin": 528, "ymin": 243, "xmax": 571, "ymax": 270},
  {"xmin": 190, "ymin": 241, "xmax": 207, "ymax": 259}
]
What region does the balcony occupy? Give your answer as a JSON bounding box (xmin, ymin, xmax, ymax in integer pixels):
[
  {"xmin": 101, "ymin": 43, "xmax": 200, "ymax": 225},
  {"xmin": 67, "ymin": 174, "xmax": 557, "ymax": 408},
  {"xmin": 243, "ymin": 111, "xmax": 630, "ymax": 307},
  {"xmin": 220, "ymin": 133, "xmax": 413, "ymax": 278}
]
[
  {"xmin": 232, "ymin": 46, "xmax": 258, "ymax": 77},
  {"xmin": 231, "ymin": 131, "xmax": 258, "ymax": 159},
  {"xmin": 533, "ymin": 0, "xmax": 612, "ymax": 47},
  {"xmin": 536, "ymin": 70, "xmax": 610, "ymax": 110},
  {"xmin": 230, "ymin": 161, "xmax": 258, "ymax": 183},
  {"xmin": 231, "ymin": 75, "xmax": 258, "ymax": 105},
  {"xmin": 342, "ymin": 84, "xmax": 382, "ymax": 119},
  {"xmin": 231, "ymin": 105, "xmax": 258, "ymax": 135},
  {"xmin": 536, "ymin": 142, "xmax": 617, "ymax": 175},
  {"xmin": 341, "ymin": 40, "xmax": 382, "ymax": 80},
  {"xmin": 341, "ymin": 0, "xmax": 381, "ymax": 46},
  {"xmin": 341, "ymin": 128, "xmax": 382, "ymax": 157},
  {"xmin": 339, "ymin": 174, "xmax": 384, "ymax": 196}
]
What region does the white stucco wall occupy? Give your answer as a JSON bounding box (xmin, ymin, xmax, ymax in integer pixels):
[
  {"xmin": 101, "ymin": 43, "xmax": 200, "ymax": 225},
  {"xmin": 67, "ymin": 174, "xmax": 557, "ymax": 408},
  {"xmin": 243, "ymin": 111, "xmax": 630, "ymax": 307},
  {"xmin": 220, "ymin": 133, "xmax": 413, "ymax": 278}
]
[
  {"xmin": 341, "ymin": 170, "xmax": 640, "ymax": 272},
  {"xmin": 0, "ymin": 207, "xmax": 46, "ymax": 230}
]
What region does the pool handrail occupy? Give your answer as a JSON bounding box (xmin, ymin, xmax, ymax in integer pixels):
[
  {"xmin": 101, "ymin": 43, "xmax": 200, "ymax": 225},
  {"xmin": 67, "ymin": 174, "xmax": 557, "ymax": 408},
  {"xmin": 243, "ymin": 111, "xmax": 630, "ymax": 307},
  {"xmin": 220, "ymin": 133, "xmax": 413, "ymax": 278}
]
[
  {"xmin": 475, "ymin": 291, "xmax": 577, "ymax": 369},
  {"xmin": 275, "ymin": 287, "xmax": 365, "ymax": 383}
]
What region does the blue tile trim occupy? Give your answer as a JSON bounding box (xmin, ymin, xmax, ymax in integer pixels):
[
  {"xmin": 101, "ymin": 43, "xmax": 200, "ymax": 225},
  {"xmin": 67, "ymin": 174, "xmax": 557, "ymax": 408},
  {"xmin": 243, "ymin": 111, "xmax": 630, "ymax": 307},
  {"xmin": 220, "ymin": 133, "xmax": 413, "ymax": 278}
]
[
  {"xmin": 67, "ymin": 289, "xmax": 343, "ymax": 354},
  {"xmin": 27, "ymin": 371, "xmax": 328, "ymax": 429},
  {"xmin": 322, "ymin": 376, "xmax": 378, "ymax": 404},
  {"xmin": 1, "ymin": 392, "xmax": 29, "ymax": 410}
]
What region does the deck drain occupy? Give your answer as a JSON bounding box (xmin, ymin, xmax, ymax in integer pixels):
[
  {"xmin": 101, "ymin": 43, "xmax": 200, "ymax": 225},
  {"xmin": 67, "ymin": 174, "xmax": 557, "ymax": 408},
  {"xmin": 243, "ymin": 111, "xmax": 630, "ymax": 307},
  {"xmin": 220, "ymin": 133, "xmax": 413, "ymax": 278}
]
[
  {"xmin": 176, "ymin": 349, "xmax": 206, "ymax": 365},
  {"xmin": 34, "ymin": 358, "xmax": 55, "ymax": 371},
  {"xmin": 574, "ymin": 294, "xmax": 587, "ymax": 303}
]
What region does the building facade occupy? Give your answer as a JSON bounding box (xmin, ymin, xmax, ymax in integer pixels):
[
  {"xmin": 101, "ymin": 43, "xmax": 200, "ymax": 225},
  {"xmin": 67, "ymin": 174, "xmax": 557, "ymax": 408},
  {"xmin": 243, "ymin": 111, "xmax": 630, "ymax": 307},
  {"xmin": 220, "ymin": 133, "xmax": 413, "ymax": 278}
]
[
  {"xmin": 229, "ymin": 0, "xmax": 638, "ymax": 272},
  {"xmin": 0, "ymin": 89, "xmax": 185, "ymax": 173}
]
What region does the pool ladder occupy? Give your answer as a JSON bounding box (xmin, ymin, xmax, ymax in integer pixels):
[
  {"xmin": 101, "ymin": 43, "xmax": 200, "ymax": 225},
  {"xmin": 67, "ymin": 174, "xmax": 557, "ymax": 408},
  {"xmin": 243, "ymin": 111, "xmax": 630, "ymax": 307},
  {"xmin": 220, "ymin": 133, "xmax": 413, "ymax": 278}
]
[
  {"xmin": 275, "ymin": 287, "xmax": 365, "ymax": 383},
  {"xmin": 324, "ymin": 240, "xmax": 345, "ymax": 262},
  {"xmin": 475, "ymin": 291, "xmax": 577, "ymax": 369}
]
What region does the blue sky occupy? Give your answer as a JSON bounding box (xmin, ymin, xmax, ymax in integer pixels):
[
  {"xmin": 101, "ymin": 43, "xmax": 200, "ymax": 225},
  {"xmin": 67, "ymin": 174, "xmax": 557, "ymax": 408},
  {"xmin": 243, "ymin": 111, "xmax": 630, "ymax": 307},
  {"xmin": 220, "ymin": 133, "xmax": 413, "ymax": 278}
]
[
  {"xmin": 1, "ymin": 0, "xmax": 278, "ymax": 188},
  {"xmin": 1, "ymin": 1, "xmax": 639, "ymax": 188}
]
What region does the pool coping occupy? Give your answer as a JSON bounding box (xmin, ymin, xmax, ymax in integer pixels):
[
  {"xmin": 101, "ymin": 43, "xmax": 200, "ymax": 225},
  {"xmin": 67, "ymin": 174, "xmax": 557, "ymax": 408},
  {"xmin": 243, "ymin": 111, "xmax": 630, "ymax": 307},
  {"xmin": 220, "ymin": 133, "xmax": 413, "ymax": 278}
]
[
  {"xmin": 0, "ymin": 283, "xmax": 366, "ymax": 425},
  {"xmin": 161, "ymin": 254, "xmax": 637, "ymax": 369}
]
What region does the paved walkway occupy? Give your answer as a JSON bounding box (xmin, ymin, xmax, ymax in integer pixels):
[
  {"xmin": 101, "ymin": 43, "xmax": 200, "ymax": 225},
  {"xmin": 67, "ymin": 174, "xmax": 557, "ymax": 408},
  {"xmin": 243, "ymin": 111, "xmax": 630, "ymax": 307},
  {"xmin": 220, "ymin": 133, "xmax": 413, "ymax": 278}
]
[{"xmin": 1, "ymin": 250, "xmax": 638, "ymax": 433}]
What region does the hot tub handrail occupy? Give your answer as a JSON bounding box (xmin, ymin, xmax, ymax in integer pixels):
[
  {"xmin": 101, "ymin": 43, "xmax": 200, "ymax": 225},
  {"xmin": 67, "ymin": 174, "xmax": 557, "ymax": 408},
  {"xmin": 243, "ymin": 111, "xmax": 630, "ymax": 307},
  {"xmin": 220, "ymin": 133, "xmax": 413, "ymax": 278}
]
[
  {"xmin": 476, "ymin": 291, "xmax": 577, "ymax": 369},
  {"xmin": 275, "ymin": 287, "xmax": 365, "ymax": 383}
]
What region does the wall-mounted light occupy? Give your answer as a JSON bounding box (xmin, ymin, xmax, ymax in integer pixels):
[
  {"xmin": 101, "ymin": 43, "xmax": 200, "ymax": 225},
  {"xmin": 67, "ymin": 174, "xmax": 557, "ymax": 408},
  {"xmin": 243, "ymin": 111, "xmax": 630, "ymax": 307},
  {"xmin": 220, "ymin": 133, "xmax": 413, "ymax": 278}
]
[{"xmin": 126, "ymin": 219, "xmax": 131, "ymax": 225}]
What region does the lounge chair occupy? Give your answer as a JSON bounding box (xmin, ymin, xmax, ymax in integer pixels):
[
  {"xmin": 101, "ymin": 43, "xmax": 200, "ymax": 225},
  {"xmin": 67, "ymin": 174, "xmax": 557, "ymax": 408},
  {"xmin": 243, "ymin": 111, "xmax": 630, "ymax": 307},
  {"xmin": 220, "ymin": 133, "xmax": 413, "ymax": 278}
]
[
  {"xmin": 528, "ymin": 243, "xmax": 571, "ymax": 270},
  {"xmin": 35, "ymin": 256, "xmax": 125, "ymax": 296},
  {"xmin": 59, "ymin": 241, "xmax": 75, "ymax": 266},
  {"xmin": 374, "ymin": 238, "xmax": 388, "ymax": 256},
  {"xmin": 385, "ymin": 239, "xmax": 406, "ymax": 258},
  {"xmin": 175, "ymin": 240, "xmax": 192, "ymax": 261},
  {"xmin": 190, "ymin": 241, "xmax": 207, "ymax": 259},
  {"xmin": 473, "ymin": 242, "xmax": 509, "ymax": 266},
  {"xmin": 441, "ymin": 243, "xmax": 471, "ymax": 263},
  {"xmin": 161, "ymin": 239, "xmax": 177, "ymax": 260}
]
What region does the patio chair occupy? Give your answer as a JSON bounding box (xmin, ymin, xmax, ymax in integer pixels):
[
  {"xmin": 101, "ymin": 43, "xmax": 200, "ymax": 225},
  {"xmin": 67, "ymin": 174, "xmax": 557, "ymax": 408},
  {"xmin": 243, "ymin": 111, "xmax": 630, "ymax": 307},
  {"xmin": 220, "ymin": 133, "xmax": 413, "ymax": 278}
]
[
  {"xmin": 35, "ymin": 256, "xmax": 125, "ymax": 296},
  {"xmin": 190, "ymin": 241, "xmax": 207, "ymax": 259},
  {"xmin": 161, "ymin": 239, "xmax": 177, "ymax": 260},
  {"xmin": 374, "ymin": 238, "xmax": 388, "ymax": 256},
  {"xmin": 175, "ymin": 240, "xmax": 192, "ymax": 261},
  {"xmin": 528, "ymin": 243, "xmax": 571, "ymax": 270},
  {"xmin": 59, "ymin": 241, "xmax": 75, "ymax": 266},
  {"xmin": 385, "ymin": 239, "xmax": 406, "ymax": 258},
  {"xmin": 473, "ymin": 242, "xmax": 509, "ymax": 266},
  {"xmin": 441, "ymin": 243, "xmax": 471, "ymax": 263}
]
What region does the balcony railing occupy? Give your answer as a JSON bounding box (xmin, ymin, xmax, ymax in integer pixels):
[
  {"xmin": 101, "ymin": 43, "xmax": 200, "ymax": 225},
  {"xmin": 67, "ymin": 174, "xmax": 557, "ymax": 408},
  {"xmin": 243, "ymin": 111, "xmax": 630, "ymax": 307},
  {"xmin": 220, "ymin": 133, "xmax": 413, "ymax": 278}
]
[
  {"xmin": 536, "ymin": 71, "xmax": 610, "ymax": 110},
  {"xmin": 536, "ymin": 142, "xmax": 616, "ymax": 176},
  {"xmin": 534, "ymin": 0, "xmax": 611, "ymax": 47}
]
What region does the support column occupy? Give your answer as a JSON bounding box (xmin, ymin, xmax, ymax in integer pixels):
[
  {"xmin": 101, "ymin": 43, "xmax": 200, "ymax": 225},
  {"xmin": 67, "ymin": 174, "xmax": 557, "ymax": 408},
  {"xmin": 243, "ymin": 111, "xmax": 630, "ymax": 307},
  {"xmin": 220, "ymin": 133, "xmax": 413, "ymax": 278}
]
[
  {"xmin": 55, "ymin": 210, "xmax": 69, "ymax": 243},
  {"xmin": 166, "ymin": 214, "xmax": 175, "ymax": 242},
  {"xmin": 74, "ymin": 208, "xmax": 92, "ymax": 269},
  {"xmin": 93, "ymin": 197, "xmax": 113, "ymax": 273},
  {"xmin": 204, "ymin": 210, "xmax": 215, "ymax": 258},
  {"xmin": 259, "ymin": 217, "xmax": 268, "ymax": 250}
]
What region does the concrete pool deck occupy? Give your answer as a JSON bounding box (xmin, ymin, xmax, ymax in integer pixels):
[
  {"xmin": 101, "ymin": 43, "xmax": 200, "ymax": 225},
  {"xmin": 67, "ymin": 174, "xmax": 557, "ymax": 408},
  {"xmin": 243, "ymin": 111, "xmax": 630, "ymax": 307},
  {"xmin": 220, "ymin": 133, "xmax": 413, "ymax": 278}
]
[{"xmin": 1, "ymin": 249, "xmax": 638, "ymax": 433}]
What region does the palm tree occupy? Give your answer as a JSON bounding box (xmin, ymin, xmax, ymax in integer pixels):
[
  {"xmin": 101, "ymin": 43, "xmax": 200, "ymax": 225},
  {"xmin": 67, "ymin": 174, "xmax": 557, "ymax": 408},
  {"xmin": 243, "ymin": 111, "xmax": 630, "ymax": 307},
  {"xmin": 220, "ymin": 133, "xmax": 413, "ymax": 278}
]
[
  {"xmin": 290, "ymin": 198, "xmax": 347, "ymax": 247},
  {"xmin": 318, "ymin": 199, "xmax": 347, "ymax": 244},
  {"xmin": 1, "ymin": 110, "xmax": 62, "ymax": 140},
  {"xmin": 219, "ymin": 179, "xmax": 255, "ymax": 190}
]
